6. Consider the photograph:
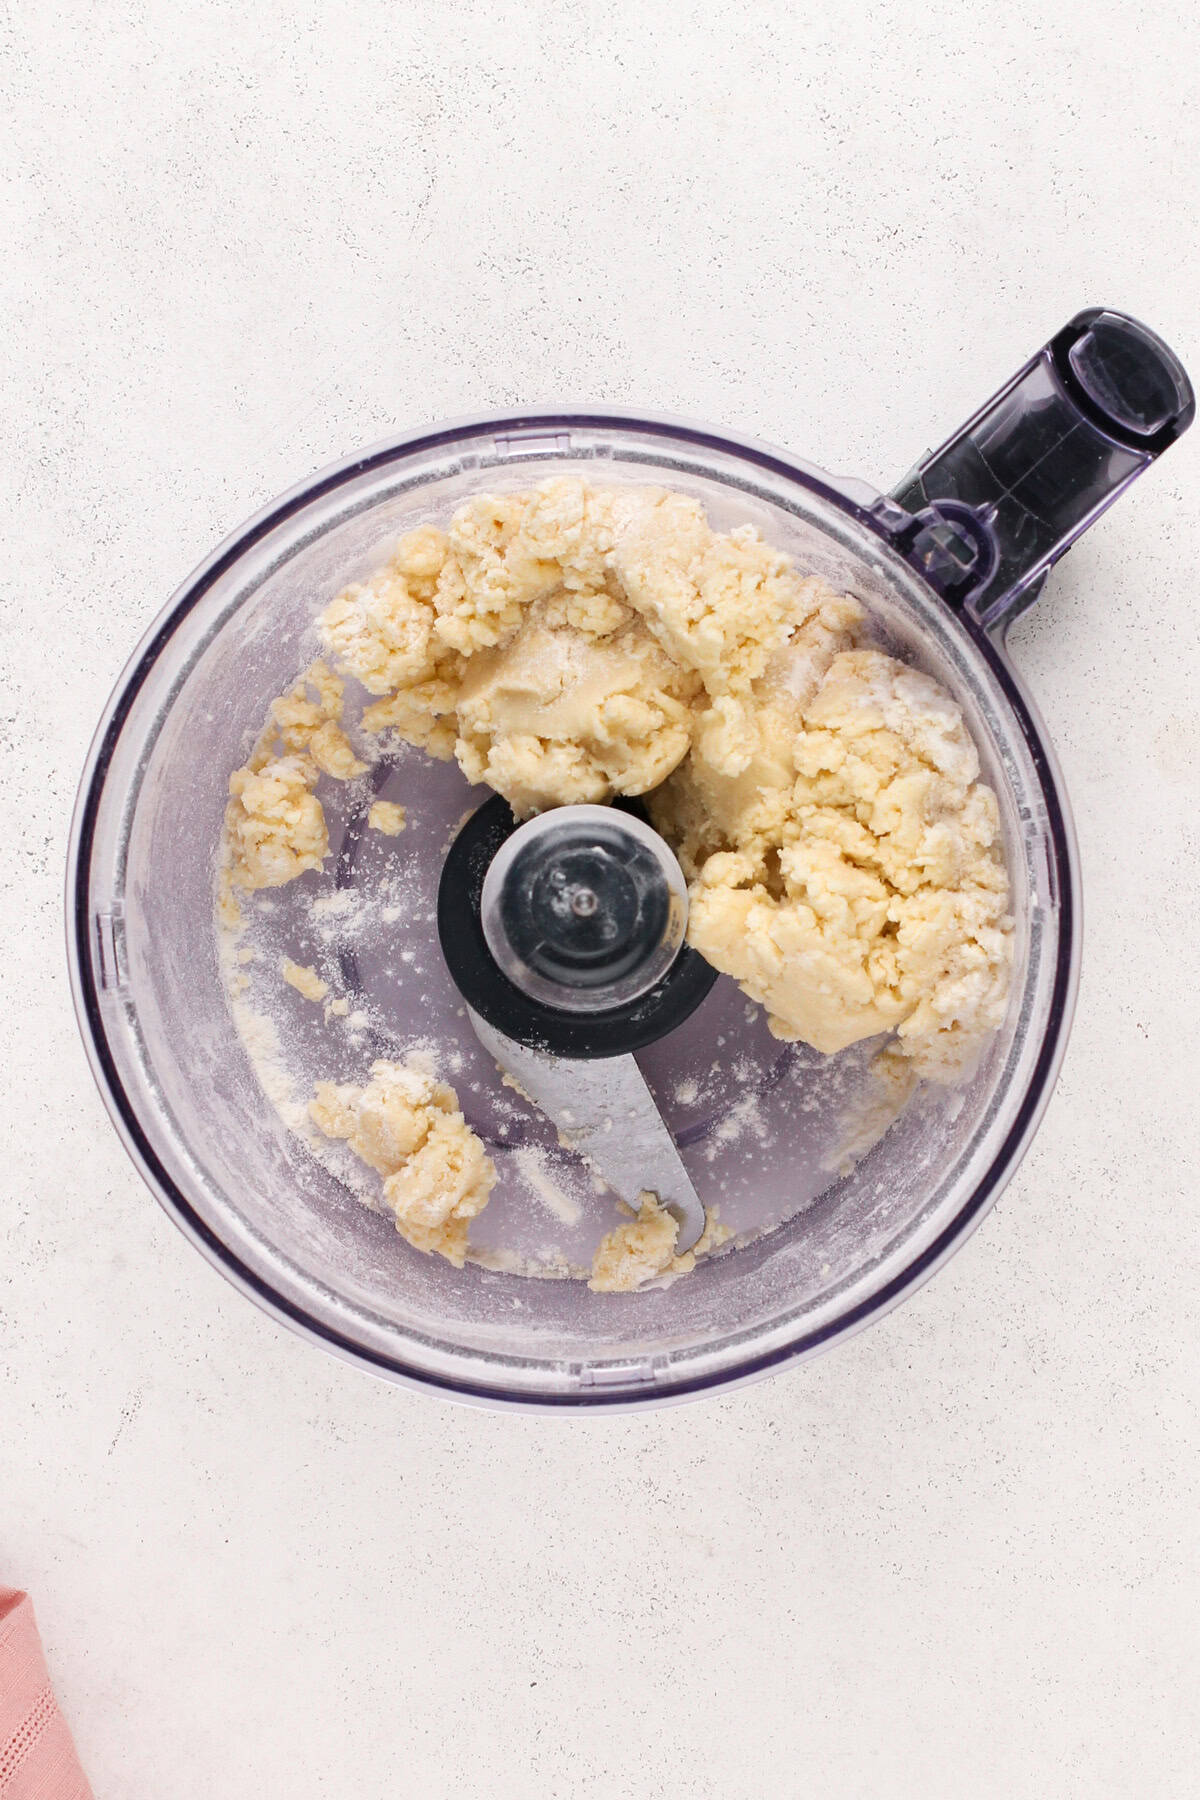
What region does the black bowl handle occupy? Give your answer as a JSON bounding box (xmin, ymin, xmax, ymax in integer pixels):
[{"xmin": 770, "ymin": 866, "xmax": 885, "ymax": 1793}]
[{"xmin": 881, "ymin": 309, "xmax": 1193, "ymax": 630}]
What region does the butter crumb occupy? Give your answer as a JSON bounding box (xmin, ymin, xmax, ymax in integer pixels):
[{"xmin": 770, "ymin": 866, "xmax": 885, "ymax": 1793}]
[
  {"xmin": 281, "ymin": 959, "xmax": 329, "ymax": 1002},
  {"xmin": 368, "ymin": 800, "xmax": 407, "ymax": 836}
]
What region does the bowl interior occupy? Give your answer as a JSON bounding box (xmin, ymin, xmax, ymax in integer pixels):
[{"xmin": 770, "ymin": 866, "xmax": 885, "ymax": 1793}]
[{"xmin": 77, "ymin": 422, "xmax": 1063, "ymax": 1402}]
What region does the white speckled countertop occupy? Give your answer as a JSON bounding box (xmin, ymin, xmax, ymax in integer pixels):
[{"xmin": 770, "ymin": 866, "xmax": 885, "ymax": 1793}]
[{"xmin": 4, "ymin": 3, "xmax": 1199, "ymax": 1795}]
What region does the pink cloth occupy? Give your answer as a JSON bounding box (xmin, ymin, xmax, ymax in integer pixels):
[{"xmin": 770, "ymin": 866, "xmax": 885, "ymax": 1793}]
[{"xmin": 0, "ymin": 1591, "xmax": 93, "ymax": 1800}]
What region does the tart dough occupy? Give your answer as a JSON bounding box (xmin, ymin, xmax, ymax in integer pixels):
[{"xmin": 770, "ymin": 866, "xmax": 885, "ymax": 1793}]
[
  {"xmin": 310, "ymin": 1059, "xmax": 496, "ymax": 1267},
  {"xmin": 318, "ymin": 478, "xmax": 1011, "ymax": 1082},
  {"xmin": 655, "ymin": 647, "xmax": 1011, "ymax": 1082},
  {"xmin": 218, "ymin": 478, "xmax": 1013, "ymax": 1284},
  {"xmin": 222, "ymin": 662, "xmax": 365, "ymax": 897},
  {"xmin": 588, "ymin": 1197, "xmax": 732, "ymax": 1292},
  {"xmin": 367, "ymin": 800, "xmax": 407, "ymax": 835}
]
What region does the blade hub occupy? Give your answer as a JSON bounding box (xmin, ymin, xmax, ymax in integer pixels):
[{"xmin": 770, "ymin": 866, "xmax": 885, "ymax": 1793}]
[
  {"xmin": 481, "ymin": 806, "xmax": 686, "ymax": 1012},
  {"xmin": 437, "ymin": 796, "xmax": 717, "ymax": 1058}
]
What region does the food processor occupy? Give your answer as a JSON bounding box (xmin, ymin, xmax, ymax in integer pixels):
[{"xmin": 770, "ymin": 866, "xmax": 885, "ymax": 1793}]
[{"xmin": 68, "ymin": 308, "xmax": 1194, "ymax": 1409}]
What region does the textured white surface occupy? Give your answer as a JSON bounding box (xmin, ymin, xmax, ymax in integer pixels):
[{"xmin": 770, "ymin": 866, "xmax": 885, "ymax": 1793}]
[{"xmin": 3, "ymin": 2, "xmax": 1199, "ymax": 1795}]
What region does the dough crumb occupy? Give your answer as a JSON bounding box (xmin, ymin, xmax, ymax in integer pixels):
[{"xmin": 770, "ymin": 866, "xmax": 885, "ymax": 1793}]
[
  {"xmin": 216, "ymin": 868, "xmax": 243, "ymax": 932},
  {"xmin": 281, "ymin": 959, "xmax": 329, "ymax": 1002},
  {"xmin": 221, "ymin": 663, "xmax": 367, "ymax": 894},
  {"xmin": 324, "ymin": 995, "xmax": 351, "ymax": 1020},
  {"xmin": 588, "ymin": 1196, "xmax": 731, "ymax": 1292},
  {"xmin": 310, "ymin": 1059, "xmax": 495, "ymax": 1266},
  {"xmin": 368, "ymin": 800, "xmax": 408, "ymax": 836}
]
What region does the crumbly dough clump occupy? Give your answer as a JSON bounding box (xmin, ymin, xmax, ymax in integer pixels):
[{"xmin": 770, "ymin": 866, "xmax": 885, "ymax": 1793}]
[
  {"xmin": 588, "ymin": 1196, "xmax": 732, "ymax": 1292},
  {"xmin": 225, "ymin": 755, "xmax": 326, "ymax": 895},
  {"xmin": 222, "ymin": 662, "xmax": 367, "ymax": 896},
  {"xmin": 368, "ymin": 800, "xmax": 407, "ymax": 835},
  {"xmin": 317, "ymin": 479, "xmax": 830, "ymax": 816},
  {"xmin": 310, "ymin": 1059, "xmax": 496, "ymax": 1267},
  {"xmin": 654, "ymin": 646, "xmax": 1011, "ymax": 1081},
  {"xmin": 317, "ymin": 478, "xmax": 1011, "ymax": 1081}
]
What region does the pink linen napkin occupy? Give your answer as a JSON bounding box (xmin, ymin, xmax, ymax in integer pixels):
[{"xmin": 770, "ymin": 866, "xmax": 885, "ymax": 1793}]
[{"xmin": 0, "ymin": 1591, "xmax": 93, "ymax": 1800}]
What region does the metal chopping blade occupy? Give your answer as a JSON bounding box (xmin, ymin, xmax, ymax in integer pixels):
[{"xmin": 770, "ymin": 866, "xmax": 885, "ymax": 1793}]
[{"xmin": 468, "ymin": 1009, "xmax": 706, "ymax": 1254}]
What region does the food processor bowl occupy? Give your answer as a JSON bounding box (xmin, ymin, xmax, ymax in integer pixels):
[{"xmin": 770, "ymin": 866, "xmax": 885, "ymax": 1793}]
[{"xmin": 68, "ymin": 310, "xmax": 1193, "ymax": 1408}]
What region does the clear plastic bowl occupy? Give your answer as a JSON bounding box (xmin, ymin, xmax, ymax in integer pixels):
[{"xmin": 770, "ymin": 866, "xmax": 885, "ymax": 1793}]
[{"xmin": 68, "ymin": 412, "xmax": 1078, "ymax": 1409}]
